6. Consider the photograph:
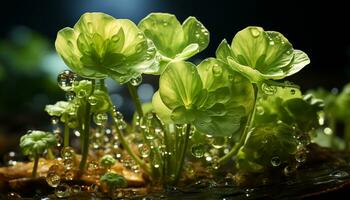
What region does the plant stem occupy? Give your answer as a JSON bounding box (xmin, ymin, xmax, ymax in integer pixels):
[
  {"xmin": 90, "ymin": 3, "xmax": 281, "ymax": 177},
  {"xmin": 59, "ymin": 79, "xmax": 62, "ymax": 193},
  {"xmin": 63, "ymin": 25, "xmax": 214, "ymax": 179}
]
[
  {"xmin": 63, "ymin": 122, "xmax": 70, "ymax": 147},
  {"xmin": 127, "ymin": 83, "xmax": 143, "ymax": 117},
  {"xmin": 79, "ymin": 102, "xmax": 91, "ymax": 174},
  {"xmin": 110, "ymin": 110, "xmax": 152, "ymax": 176},
  {"xmin": 218, "ymin": 84, "xmax": 259, "ymax": 164},
  {"xmin": 173, "ymin": 124, "xmax": 191, "ymax": 185},
  {"xmin": 47, "ymin": 148, "xmax": 55, "ymax": 160},
  {"xmin": 79, "ymin": 80, "xmax": 95, "ymax": 174},
  {"xmin": 32, "ymin": 154, "xmax": 39, "ymax": 178}
]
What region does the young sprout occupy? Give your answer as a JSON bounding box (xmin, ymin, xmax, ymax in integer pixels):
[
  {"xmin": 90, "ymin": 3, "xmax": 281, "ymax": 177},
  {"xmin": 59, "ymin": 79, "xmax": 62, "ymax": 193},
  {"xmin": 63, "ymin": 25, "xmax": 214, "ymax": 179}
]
[
  {"xmin": 100, "ymin": 172, "xmax": 127, "ymax": 198},
  {"xmin": 20, "ymin": 130, "xmax": 57, "ymax": 178},
  {"xmin": 100, "ymin": 155, "xmax": 116, "ymax": 169}
]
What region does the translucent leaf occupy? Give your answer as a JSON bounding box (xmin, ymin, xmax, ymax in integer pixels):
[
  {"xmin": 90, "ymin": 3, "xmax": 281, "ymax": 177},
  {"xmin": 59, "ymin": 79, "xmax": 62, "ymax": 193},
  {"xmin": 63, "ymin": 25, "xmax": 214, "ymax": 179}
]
[{"xmin": 159, "ymin": 61, "xmax": 203, "ymax": 109}]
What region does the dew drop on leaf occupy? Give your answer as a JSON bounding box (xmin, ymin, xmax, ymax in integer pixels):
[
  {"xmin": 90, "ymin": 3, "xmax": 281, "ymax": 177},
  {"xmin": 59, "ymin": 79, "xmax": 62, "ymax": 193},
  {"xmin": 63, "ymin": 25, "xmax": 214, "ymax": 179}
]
[
  {"xmin": 191, "ymin": 144, "xmax": 205, "ymax": 158},
  {"xmin": 290, "ymin": 89, "xmax": 296, "ymax": 95},
  {"xmin": 212, "ymin": 64, "xmax": 222, "ymax": 77},
  {"xmin": 250, "ymin": 27, "xmax": 261, "ymax": 37},
  {"xmin": 261, "ymin": 83, "xmax": 277, "ymax": 95},
  {"xmin": 256, "ymin": 106, "xmax": 265, "ymax": 115},
  {"xmin": 93, "ymin": 113, "xmax": 108, "ymax": 126},
  {"xmin": 269, "ymin": 40, "xmax": 275, "ymax": 46},
  {"xmin": 88, "ymin": 96, "xmax": 98, "ymax": 105},
  {"xmin": 270, "ymin": 156, "xmax": 281, "ymax": 167},
  {"xmin": 130, "ymin": 75, "xmax": 142, "ymax": 86},
  {"xmin": 57, "ymin": 70, "xmax": 77, "ymax": 91}
]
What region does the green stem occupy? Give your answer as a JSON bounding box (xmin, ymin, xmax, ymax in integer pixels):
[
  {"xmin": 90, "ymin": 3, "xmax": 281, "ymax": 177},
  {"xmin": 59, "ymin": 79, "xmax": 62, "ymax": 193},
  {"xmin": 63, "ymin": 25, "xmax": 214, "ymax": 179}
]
[
  {"xmin": 32, "ymin": 154, "xmax": 39, "ymax": 178},
  {"xmin": 47, "ymin": 148, "xmax": 55, "ymax": 160},
  {"xmin": 108, "ymin": 185, "xmax": 115, "ymax": 199},
  {"xmin": 127, "ymin": 83, "xmax": 144, "ymax": 117},
  {"xmin": 218, "ymin": 84, "xmax": 259, "ymax": 164},
  {"xmin": 63, "ymin": 122, "xmax": 70, "ymax": 147},
  {"xmin": 173, "ymin": 124, "xmax": 191, "ymax": 185},
  {"xmin": 79, "ymin": 80, "xmax": 95, "ymax": 174},
  {"xmin": 110, "ymin": 110, "xmax": 151, "ymax": 176},
  {"xmin": 79, "ymin": 101, "xmax": 91, "ymax": 173}
]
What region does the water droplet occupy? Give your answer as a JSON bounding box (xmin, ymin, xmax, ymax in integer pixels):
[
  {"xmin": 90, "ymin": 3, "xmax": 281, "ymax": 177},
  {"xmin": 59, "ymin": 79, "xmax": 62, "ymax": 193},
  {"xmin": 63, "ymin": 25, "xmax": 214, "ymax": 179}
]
[
  {"xmin": 324, "ymin": 127, "xmax": 333, "ymax": 135},
  {"xmin": 261, "ymin": 83, "xmax": 277, "ymax": 95},
  {"xmin": 135, "ymin": 42, "xmax": 145, "ymax": 53},
  {"xmin": 163, "ymin": 22, "xmax": 168, "ymax": 26},
  {"xmin": 290, "ymin": 89, "xmax": 296, "ymax": 95},
  {"xmin": 212, "ymin": 64, "xmax": 222, "ymax": 77},
  {"xmin": 64, "ymin": 169, "xmax": 75, "ymax": 180},
  {"xmin": 114, "ymin": 110, "xmax": 124, "ymax": 120},
  {"xmin": 211, "ymin": 160, "xmax": 220, "ymax": 170},
  {"xmin": 195, "ymin": 33, "xmax": 200, "ymax": 38},
  {"xmin": 77, "ymin": 89, "xmax": 87, "ymax": 98},
  {"xmin": 46, "ymin": 172, "xmax": 61, "ymax": 187},
  {"xmin": 330, "ymin": 170, "xmax": 349, "ymax": 178},
  {"xmin": 71, "ymin": 185, "xmax": 81, "ymax": 193},
  {"xmin": 256, "ymin": 106, "xmax": 265, "ymax": 115},
  {"xmin": 65, "ymin": 91, "xmax": 75, "ymax": 101},
  {"xmin": 212, "ymin": 137, "xmax": 226, "ymax": 149},
  {"xmin": 295, "ymin": 151, "xmax": 307, "ymax": 163},
  {"xmin": 61, "ymin": 147, "xmax": 75, "ymax": 160},
  {"xmin": 250, "ymin": 27, "xmax": 260, "ymax": 37},
  {"xmin": 271, "ymin": 156, "xmax": 281, "ymax": 167},
  {"xmin": 153, "ymin": 160, "xmax": 160, "ymax": 168},
  {"xmin": 7, "ymin": 192, "xmax": 21, "ymax": 199},
  {"xmin": 88, "ymin": 96, "xmax": 97, "ymax": 105},
  {"xmin": 55, "ymin": 183, "xmax": 71, "ymax": 198},
  {"xmin": 286, "ymin": 50, "xmax": 292, "ymax": 55},
  {"xmin": 228, "ymin": 74, "xmax": 234, "ymax": 81},
  {"xmin": 191, "ymin": 144, "xmax": 205, "ymax": 158},
  {"xmin": 138, "ymin": 144, "xmax": 150, "ymax": 158},
  {"xmin": 269, "ymin": 40, "xmax": 275, "ymax": 46},
  {"xmin": 63, "ymin": 159, "xmax": 74, "ymax": 170},
  {"xmin": 87, "ymin": 161, "xmax": 99, "ymax": 173},
  {"xmin": 130, "ymin": 75, "xmax": 142, "ymax": 86},
  {"xmin": 51, "ymin": 117, "xmax": 59, "ymax": 125},
  {"xmin": 137, "ymin": 32, "xmax": 144, "ymax": 39},
  {"xmin": 57, "ymin": 70, "xmax": 77, "ymax": 91},
  {"xmin": 93, "ymin": 113, "xmax": 108, "ymax": 126}
]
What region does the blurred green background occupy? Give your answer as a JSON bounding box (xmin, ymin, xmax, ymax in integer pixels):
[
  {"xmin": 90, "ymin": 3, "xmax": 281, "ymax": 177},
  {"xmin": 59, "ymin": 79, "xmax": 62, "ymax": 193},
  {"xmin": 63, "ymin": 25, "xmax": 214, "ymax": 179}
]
[{"xmin": 0, "ymin": 0, "xmax": 349, "ymax": 158}]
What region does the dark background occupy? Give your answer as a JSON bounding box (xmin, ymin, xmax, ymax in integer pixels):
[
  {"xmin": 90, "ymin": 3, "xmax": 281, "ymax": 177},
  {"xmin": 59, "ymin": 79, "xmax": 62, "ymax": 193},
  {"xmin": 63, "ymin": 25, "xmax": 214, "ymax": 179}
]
[
  {"xmin": 1, "ymin": 0, "xmax": 349, "ymax": 88},
  {"xmin": 0, "ymin": 0, "xmax": 349, "ymax": 155}
]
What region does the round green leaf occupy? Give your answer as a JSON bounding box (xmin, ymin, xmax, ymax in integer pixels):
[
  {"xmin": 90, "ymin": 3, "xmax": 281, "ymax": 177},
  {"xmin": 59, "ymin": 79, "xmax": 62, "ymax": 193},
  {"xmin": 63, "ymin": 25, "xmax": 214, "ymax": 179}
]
[
  {"xmin": 159, "ymin": 61, "xmax": 203, "ymax": 110},
  {"xmin": 216, "ymin": 26, "xmax": 310, "ymax": 82},
  {"xmin": 20, "ymin": 130, "xmax": 57, "ymax": 156},
  {"xmin": 55, "ymin": 12, "xmax": 158, "ymax": 83},
  {"xmin": 139, "ymin": 13, "xmax": 209, "ymax": 73}
]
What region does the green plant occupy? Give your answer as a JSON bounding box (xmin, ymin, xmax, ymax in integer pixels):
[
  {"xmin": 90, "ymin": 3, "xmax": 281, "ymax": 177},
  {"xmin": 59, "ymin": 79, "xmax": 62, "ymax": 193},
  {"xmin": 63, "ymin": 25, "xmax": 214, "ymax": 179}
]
[
  {"xmin": 19, "ymin": 12, "xmax": 339, "ymax": 197},
  {"xmin": 100, "ymin": 172, "xmax": 127, "ymax": 198},
  {"xmin": 19, "ymin": 130, "xmax": 57, "ymax": 177},
  {"xmin": 100, "ymin": 155, "xmax": 116, "ymax": 169}
]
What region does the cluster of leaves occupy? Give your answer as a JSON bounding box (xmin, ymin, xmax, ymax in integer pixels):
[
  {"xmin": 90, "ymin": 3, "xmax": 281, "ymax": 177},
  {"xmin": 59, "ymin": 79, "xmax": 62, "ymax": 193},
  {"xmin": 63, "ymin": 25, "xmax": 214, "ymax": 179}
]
[
  {"xmin": 19, "ymin": 11, "xmax": 320, "ymax": 189},
  {"xmin": 236, "ymin": 86, "xmax": 323, "ymax": 172},
  {"xmin": 308, "ymin": 84, "xmax": 350, "ymax": 150}
]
